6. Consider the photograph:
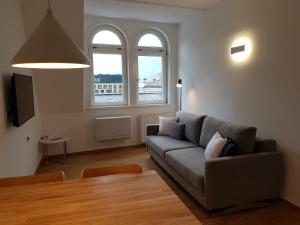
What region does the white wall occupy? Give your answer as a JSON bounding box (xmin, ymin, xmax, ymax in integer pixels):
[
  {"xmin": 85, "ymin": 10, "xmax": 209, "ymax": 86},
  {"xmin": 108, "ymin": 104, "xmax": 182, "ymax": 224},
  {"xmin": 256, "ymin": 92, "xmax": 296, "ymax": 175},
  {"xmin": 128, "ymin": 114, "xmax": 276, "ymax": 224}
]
[
  {"xmin": 0, "ymin": 0, "xmax": 42, "ymax": 178},
  {"xmin": 179, "ymin": 0, "xmax": 300, "ymax": 206}
]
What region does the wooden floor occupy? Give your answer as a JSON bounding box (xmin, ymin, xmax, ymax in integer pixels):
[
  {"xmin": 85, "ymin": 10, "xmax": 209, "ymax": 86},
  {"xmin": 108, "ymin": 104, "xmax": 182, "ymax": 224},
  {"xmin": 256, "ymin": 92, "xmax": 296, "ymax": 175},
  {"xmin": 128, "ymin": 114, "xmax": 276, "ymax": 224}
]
[{"xmin": 37, "ymin": 146, "xmax": 300, "ymax": 225}]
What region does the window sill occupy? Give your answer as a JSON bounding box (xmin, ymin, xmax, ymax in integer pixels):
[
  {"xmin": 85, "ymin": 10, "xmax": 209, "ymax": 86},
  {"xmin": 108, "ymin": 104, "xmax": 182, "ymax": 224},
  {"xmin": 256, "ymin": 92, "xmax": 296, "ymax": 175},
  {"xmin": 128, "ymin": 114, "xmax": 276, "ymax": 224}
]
[
  {"xmin": 85, "ymin": 103, "xmax": 175, "ymax": 111},
  {"xmin": 132, "ymin": 103, "xmax": 173, "ymax": 108}
]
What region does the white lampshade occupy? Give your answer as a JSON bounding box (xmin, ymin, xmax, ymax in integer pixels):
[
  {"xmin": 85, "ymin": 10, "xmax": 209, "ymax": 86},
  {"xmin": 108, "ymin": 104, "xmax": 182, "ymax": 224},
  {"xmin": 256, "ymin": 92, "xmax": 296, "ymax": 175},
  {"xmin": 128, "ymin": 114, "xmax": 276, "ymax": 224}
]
[{"xmin": 11, "ymin": 9, "xmax": 90, "ymax": 69}]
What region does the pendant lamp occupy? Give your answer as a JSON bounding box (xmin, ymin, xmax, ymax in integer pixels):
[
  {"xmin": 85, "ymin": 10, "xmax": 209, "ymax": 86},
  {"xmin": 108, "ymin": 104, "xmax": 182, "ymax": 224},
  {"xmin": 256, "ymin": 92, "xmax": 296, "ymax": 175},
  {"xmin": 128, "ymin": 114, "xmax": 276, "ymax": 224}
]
[{"xmin": 11, "ymin": 0, "xmax": 90, "ymax": 69}]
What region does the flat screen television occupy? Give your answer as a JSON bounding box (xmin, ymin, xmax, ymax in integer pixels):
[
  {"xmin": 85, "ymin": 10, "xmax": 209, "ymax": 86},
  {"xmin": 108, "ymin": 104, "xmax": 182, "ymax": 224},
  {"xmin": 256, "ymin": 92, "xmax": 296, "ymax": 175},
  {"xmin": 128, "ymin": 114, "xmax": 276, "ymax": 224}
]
[{"xmin": 8, "ymin": 73, "xmax": 35, "ymax": 127}]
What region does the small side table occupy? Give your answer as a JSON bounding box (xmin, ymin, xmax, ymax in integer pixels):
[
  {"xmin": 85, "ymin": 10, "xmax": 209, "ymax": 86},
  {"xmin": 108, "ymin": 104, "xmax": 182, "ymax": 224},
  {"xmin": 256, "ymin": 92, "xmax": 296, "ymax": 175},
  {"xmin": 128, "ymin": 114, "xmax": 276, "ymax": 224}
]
[{"xmin": 39, "ymin": 137, "xmax": 69, "ymax": 165}]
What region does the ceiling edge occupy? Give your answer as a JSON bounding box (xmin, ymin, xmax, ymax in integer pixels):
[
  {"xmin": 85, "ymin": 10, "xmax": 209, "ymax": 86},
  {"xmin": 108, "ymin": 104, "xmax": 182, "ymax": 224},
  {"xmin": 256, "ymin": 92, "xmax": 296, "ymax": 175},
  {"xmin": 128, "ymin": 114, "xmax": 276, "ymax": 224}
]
[{"xmin": 114, "ymin": 0, "xmax": 207, "ymax": 11}]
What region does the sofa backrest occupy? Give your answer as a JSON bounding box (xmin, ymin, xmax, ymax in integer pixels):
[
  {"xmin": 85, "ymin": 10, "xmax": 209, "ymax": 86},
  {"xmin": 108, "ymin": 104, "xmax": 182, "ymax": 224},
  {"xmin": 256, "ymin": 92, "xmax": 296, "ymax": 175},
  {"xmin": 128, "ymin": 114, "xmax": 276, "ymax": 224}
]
[
  {"xmin": 199, "ymin": 116, "xmax": 257, "ymax": 155},
  {"xmin": 175, "ymin": 111, "xmax": 206, "ymax": 145}
]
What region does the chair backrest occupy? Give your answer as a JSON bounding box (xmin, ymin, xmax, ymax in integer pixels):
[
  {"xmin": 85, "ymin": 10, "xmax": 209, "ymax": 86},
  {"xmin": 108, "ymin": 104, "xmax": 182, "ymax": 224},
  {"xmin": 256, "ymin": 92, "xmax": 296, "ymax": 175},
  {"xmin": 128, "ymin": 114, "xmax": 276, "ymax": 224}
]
[
  {"xmin": 80, "ymin": 163, "xmax": 143, "ymax": 179},
  {"xmin": 0, "ymin": 171, "xmax": 66, "ymax": 188}
]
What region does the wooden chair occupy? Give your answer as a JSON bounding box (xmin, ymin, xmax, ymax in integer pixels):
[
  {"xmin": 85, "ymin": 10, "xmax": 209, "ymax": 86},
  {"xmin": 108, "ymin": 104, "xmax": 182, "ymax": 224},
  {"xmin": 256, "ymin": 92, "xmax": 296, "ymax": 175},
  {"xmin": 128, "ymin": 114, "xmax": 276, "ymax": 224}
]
[
  {"xmin": 80, "ymin": 163, "xmax": 143, "ymax": 179},
  {"xmin": 0, "ymin": 171, "xmax": 65, "ymax": 188}
]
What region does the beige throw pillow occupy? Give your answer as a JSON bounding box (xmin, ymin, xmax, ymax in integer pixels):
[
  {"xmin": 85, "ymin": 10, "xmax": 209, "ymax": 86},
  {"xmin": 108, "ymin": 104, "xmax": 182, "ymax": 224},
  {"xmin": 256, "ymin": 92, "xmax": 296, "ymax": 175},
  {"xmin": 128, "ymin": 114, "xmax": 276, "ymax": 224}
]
[
  {"xmin": 205, "ymin": 132, "xmax": 227, "ymax": 160},
  {"xmin": 158, "ymin": 116, "xmax": 176, "ymax": 136}
]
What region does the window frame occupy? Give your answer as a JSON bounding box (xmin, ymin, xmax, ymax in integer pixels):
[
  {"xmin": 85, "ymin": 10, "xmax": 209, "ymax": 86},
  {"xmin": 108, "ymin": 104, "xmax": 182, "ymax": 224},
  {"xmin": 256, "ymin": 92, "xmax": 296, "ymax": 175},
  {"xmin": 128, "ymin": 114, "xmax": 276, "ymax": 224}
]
[
  {"xmin": 136, "ymin": 29, "xmax": 168, "ymax": 105},
  {"xmin": 89, "ymin": 25, "xmax": 128, "ymax": 107}
]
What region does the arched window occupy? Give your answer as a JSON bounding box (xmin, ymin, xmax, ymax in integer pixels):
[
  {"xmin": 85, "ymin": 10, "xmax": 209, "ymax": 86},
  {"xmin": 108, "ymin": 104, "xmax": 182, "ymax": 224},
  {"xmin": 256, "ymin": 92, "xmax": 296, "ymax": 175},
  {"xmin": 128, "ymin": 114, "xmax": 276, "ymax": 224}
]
[
  {"xmin": 137, "ymin": 30, "xmax": 168, "ymax": 104},
  {"xmin": 89, "ymin": 26, "xmax": 127, "ymax": 105}
]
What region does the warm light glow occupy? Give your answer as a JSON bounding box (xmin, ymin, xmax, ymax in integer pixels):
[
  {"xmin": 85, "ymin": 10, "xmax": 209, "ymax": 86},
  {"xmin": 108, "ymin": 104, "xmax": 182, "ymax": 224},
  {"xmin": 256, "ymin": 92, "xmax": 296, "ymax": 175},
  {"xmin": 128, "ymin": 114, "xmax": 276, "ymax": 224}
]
[
  {"xmin": 12, "ymin": 63, "xmax": 90, "ymax": 69},
  {"xmin": 231, "ymin": 37, "xmax": 252, "ymax": 62}
]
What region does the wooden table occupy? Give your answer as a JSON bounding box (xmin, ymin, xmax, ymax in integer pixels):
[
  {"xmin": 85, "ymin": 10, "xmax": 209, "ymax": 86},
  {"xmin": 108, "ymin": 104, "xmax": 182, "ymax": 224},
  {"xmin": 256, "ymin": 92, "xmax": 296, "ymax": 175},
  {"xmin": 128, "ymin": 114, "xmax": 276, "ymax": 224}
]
[{"xmin": 0, "ymin": 171, "xmax": 202, "ymax": 225}]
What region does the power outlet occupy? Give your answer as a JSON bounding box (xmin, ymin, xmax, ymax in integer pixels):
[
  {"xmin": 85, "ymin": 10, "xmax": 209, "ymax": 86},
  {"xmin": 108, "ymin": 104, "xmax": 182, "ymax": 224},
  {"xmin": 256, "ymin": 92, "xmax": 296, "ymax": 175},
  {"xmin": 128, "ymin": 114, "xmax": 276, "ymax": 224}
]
[{"xmin": 26, "ymin": 136, "xmax": 30, "ymax": 142}]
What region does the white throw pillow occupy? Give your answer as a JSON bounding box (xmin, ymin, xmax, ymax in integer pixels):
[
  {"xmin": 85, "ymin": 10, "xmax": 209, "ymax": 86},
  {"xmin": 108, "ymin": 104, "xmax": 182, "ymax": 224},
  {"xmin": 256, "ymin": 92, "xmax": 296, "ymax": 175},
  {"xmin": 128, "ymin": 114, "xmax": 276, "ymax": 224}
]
[
  {"xmin": 205, "ymin": 132, "xmax": 227, "ymax": 160},
  {"xmin": 158, "ymin": 116, "xmax": 176, "ymax": 136}
]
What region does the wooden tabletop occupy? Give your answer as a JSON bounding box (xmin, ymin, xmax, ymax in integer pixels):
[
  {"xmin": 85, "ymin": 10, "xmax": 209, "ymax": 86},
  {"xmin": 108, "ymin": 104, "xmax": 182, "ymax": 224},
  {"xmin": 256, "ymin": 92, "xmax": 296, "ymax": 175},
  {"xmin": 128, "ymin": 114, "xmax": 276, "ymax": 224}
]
[{"xmin": 0, "ymin": 171, "xmax": 202, "ymax": 225}]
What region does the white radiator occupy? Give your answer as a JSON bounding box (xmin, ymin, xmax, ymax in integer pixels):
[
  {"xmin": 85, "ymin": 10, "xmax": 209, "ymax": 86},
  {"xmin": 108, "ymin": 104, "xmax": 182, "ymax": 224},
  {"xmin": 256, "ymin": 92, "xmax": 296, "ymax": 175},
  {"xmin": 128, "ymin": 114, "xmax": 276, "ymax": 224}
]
[
  {"xmin": 95, "ymin": 116, "xmax": 132, "ymax": 141},
  {"xmin": 139, "ymin": 112, "xmax": 175, "ymax": 143}
]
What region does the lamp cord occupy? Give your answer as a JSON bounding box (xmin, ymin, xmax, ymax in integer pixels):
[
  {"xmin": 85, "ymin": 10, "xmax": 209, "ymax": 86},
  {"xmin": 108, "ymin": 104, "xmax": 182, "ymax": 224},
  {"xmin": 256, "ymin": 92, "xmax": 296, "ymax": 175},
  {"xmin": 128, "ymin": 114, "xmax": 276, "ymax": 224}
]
[{"xmin": 48, "ymin": 0, "xmax": 51, "ymax": 10}]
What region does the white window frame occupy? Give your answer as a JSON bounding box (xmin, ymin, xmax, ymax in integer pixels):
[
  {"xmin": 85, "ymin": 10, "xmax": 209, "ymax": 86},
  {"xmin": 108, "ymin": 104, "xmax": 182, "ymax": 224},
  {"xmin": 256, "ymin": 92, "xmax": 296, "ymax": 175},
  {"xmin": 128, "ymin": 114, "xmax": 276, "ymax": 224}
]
[
  {"xmin": 89, "ymin": 25, "xmax": 128, "ymax": 107},
  {"xmin": 137, "ymin": 29, "xmax": 168, "ymax": 105}
]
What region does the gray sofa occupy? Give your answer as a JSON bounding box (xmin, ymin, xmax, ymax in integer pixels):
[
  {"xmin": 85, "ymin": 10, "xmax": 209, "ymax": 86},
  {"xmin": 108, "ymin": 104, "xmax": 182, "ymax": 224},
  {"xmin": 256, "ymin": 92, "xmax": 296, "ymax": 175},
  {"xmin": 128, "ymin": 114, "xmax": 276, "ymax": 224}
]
[{"xmin": 145, "ymin": 112, "xmax": 283, "ymax": 211}]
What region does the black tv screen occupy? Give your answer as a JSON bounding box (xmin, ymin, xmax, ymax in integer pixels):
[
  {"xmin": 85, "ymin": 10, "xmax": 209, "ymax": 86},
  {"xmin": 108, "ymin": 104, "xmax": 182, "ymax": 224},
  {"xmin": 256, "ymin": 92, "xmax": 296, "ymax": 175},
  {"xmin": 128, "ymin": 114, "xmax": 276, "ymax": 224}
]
[{"xmin": 9, "ymin": 73, "xmax": 35, "ymax": 127}]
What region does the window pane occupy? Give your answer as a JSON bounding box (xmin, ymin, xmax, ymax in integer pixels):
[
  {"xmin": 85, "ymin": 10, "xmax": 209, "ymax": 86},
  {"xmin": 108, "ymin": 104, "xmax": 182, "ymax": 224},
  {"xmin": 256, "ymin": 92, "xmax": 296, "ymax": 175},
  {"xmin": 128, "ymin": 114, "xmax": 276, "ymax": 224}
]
[
  {"xmin": 138, "ymin": 34, "xmax": 163, "ymax": 47},
  {"xmin": 92, "ymin": 30, "xmax": 122, "ymax": 45},
  {"xmin": 93, "ymin": 54, "xmax": 124, "ymax": 104},
  {"xmin": 138, "ymin": 56, "xmax": 164, "ymax": 102}
]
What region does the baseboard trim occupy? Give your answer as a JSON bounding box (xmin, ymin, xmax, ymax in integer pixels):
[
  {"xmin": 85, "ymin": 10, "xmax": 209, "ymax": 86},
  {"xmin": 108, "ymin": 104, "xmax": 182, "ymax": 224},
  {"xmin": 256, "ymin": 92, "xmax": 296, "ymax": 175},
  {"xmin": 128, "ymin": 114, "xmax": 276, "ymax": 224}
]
[{"xmin": 280, "ymin": 198, "xmax": 300, "ymax": 212}]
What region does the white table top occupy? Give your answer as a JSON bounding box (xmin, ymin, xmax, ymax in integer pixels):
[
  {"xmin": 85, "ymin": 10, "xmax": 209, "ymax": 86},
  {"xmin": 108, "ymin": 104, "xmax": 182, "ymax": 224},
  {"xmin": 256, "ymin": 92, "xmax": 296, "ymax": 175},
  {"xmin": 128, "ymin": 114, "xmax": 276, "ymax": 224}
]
[{"xmin": 39, "ymin": 137, "xmax": 69, "ymax": 144}]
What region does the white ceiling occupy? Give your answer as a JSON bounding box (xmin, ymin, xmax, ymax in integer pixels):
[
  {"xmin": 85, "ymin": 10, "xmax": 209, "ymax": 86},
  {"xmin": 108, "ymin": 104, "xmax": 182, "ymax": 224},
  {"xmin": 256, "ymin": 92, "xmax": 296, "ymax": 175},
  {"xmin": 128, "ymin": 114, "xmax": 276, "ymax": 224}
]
[
  {"xmin": 85, "ymin": 0, "xmax": 220, "ymax": 24},
  {"xmin": 116, "ymin": 0, "xmax": 221, "ymax": 10}
]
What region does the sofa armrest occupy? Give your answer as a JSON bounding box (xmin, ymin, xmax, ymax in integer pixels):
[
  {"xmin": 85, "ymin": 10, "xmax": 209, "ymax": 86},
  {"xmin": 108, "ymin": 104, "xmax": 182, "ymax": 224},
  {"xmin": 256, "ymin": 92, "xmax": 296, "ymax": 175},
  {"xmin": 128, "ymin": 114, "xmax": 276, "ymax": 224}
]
[
  {"xmin": 255, "ymin": 139, "xmax": 276, "ymax": 152},
  {"xmin": 204, "ymin": 152, "xmax": 284, "ymax": 210},
  {"xmin": 147, "ymin": 124, "xmax": 159, "ymax": 136}
]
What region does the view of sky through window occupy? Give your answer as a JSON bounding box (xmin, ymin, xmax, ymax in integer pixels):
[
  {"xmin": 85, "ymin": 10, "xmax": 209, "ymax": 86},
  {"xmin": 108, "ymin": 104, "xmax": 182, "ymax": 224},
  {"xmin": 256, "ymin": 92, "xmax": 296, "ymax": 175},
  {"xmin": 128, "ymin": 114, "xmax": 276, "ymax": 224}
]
[
  {"xmin": 93, "ymin": 53, "xmax": 124, "ymax": 103},
  {"xmin": 93, "ymin": 54, "xmax": 122, "ymax": 75},
  {"xmin": 138, "ymin": 56, "xmax": 163, "ymax": 102},
  {"xmin": 92, "ymin": 30, "xmax": 121, "ymax": 45},
  {"xmin": 138, "ymin": 33, "xmax": 163, "ymax": 47}
]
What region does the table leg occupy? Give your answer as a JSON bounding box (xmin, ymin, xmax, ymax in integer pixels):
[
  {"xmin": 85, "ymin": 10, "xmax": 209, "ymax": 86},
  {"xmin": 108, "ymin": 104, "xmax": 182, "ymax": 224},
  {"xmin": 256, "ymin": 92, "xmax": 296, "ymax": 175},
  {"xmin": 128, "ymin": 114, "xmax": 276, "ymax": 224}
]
[
  {"xmin": 42, "ymin": 144, "xmax": 46, "ymax": 165},
  {"xmin": 64, "ymin": 141, "xmax": 68, "ymax": 160},
  {"xmin": 45, "ymin": 145, "xmax": 49, "ymax": 165}
]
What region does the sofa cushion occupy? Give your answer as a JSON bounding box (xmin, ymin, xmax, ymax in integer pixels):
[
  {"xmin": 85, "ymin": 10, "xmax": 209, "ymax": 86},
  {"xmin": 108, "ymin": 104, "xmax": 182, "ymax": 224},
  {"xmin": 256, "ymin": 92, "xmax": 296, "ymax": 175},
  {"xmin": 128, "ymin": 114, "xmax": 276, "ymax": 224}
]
[
  {"xmin": 165, "ymin": 147, "xmax": 206, "ymax": 192},
  {"xmin": 158, "ymin": 116, "xmax": 177, "ymax": 136},
  {"xmin": 205, "ymin": 132, "xmax": 227, "ymax": 160},
  {"xmin": 145, "ymin": 136, "xmax": 196, "ymax": 159},
  {"xmin": 169, "ymin": 122, "xmax": 185, "ymax": 140},
  {"xmin": 199, "ymin": 117, "xmax": 257, "ymax": 155},
  {"xmin": 221, "ymin": 137, "xmax": 238, "ymax": 157},
  {"xmin": 176, "ymin": 111, "xmax": 206, "ymax": 145}
]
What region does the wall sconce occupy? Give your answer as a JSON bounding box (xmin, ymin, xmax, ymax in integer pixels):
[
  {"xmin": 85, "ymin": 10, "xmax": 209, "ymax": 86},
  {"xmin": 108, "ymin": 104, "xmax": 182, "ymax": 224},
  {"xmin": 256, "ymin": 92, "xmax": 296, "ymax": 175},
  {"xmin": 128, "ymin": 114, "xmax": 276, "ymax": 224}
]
[
  {"xmin": 231, "ymin": 37, "xmax": 252, "ymax": 62},
  {"xmin": 231, "ymin": 45, "xmax": 245, "ymax": 54},
  {"xmin": 177, "ymin": 79, "xmax": 182, "ymax": 111}
]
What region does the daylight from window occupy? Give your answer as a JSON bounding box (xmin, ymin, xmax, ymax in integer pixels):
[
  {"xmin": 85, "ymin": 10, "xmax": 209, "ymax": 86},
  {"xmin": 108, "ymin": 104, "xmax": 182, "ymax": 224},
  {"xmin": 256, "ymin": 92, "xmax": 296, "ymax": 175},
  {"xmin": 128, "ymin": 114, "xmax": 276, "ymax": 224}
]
[
  {"xmin": 92, "ymin": 30, "xmax": 121, "ymax": 45},
  {"xmin": 93, "ymin": 53, "xmax": 124, "ymax": 104},
  {"xmin": 138, "ymin": 56, "xmax": 164, "ymax": 102},
  {"xmin": 137, "ymin": 32, "xmax": 166, "ymax": 103},
  {"xmin": 138, "ymin": 33, "xmax": 163, "ymax": 47},
  {"xmin": 91, "ymin": 27, "xmax": 168, "ymax": 106}
]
